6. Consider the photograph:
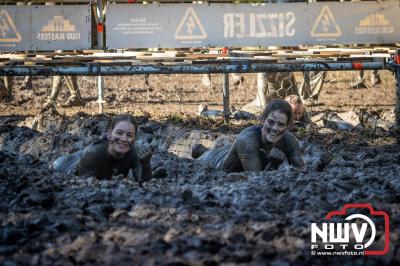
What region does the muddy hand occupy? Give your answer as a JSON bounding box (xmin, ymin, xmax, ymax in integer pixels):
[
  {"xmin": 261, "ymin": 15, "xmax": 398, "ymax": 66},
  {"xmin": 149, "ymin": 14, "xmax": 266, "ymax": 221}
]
[
  {"xmin": 259, "ymin": 146, "xmax": 273, "ymax": 159},
  {"xmin": 265, "ymin": 148, "xmax": 286, "ymax": 170},
  {"xmin": 136, "ymin": 145, "xmax": 153, "ymax": 162}
]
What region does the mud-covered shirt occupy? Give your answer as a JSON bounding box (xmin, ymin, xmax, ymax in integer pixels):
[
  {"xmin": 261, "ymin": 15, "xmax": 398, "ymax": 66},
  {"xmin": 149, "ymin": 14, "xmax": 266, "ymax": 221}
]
[
  {"xmin": 222, "ymin": 125, "xmax": 304, "ymax": 172},
  {"xmin": 75, "ymin": 140, "xmax": 151, "ymax": 180}
]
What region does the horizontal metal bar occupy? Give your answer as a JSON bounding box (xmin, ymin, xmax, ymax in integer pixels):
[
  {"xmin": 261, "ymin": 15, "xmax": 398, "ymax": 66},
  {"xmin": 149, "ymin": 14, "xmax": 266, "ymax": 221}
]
[{"xmin": 0, "ymin": 61, "xmax": 390, "ymax": 76}]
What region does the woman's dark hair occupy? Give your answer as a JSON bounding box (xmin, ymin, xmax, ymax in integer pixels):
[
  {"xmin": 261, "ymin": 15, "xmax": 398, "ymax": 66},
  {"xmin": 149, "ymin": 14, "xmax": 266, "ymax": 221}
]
[
  {"xmin": 259, "ymin": 98, "xmax": 293, "ymax": 125},
  {"xmin": 109, "ymin": 114, "xmax": 139, "ymax": 133}
]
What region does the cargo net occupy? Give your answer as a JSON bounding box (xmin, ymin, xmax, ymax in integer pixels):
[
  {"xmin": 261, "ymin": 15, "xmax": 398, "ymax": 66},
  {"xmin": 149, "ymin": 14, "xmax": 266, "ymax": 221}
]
[
  {"xmin": 4, "ymin": 70, "xmax": 394, "ymax": 120},
  {"xmin": 79, "ymin": 70, "xmax": 395, "ymax": 117}
]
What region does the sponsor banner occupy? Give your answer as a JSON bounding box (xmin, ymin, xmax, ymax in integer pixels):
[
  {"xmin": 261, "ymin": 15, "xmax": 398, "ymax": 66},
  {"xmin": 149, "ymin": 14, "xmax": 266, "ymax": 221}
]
[
  {"xmin": 0, "ymin": 5, "xmax": 91, "ymax": 51},
  {"xmin": 107, "ymin": 2, "xmax": 400, "ymax": 48}
]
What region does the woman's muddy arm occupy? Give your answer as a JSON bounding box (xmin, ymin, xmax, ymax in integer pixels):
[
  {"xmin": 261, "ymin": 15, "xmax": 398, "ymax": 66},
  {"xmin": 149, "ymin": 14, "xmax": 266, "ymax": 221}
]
[
  {"xmin": 134, "ymin": 145, "xmax": 153, "ymax": 181},
  {"xmin": 238, "ymin": 144, "xmax": 263, "ymax": 172},
  {"xmin": 223, "ymin": 138, "xmax": 262, "ymax": 172},
  {"xmin": 222, "ymin": 141, "xmax": 241, "ymax": 172},
  {"xmin": 140, "ymin": 160, "xmax": 153, "ymax": 181},
  {"xmin": 286, "ymin": 139, "xmax": 305, "ymax": 168}
]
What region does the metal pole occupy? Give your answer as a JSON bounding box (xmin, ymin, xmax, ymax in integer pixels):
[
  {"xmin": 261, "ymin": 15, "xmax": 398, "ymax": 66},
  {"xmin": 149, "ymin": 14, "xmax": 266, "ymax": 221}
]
[
  {"xmin": 396, "ymin": 70, "xmax": 400, "ymax": 127},
  {"xmin": 395, "ymin": 50, "xmax": 400, "ymax": 128},
  {"xmin": 256, "ymin": 72, "xmax": 267, "ymax": 109},
  {"xmin": 223, "ymin": 73, "xmax": 230, "ymax": 124},
  {"xmin": 96, "ymin": 0, "xmax": 104, "ymax": 49},
  {"xmin": 97, "ymin": 76, "xmax": 105, "ymax": 114},
  {"xmin": 96, "ymin": 0, "xmax": 105, "ymax": 114},
  {"xmin": 97, "ymin": 77, "xmax": 104, "ymax": 113},
  {"xmin": 0, "ymin": 61, "xmax": 388, "ymax": 76}
]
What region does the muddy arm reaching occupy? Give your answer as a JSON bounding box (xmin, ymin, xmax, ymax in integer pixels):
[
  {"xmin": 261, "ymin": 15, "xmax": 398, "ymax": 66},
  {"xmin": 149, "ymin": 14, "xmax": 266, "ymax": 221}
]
[
  {"xmin": 222, "ymin": 137, "xmax": 263, "ymax": 172},
  {"xmin": 139, "ymin": 161, "xmax": 153, "ymax": 182},
  {"xmin": 264, "ymin": 148, "xmax": 286, "ymax": 170},
  {"xmin": 134, "ymin": 145, "xmax": 153, "ymax": 181},
  {"xmin": 222, "ymin": 140, "xmax": 241, "ymax": 172},
  {"xmin": 237, "ymin": 139, "xmax": 263, "ymax": 171},
  {"xmin": 284, "ymin": 136, "xmax": 304, "ymax": 168}
]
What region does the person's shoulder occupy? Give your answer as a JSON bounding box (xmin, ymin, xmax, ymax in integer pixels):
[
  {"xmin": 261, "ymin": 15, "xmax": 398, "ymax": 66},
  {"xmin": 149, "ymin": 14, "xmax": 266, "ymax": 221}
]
[
  {"xmin": 238, "ymin": 125, "xmax": 261, "ymax": 138},
  {"xmin": 282, "ymin": 131, "xmax": 298, "ymax": 141},
  {"xmin": 82, "ymin": 140, "xmax": 107, "ymax": 156},
  {"xmin": 236, "ymin": 125, "xmax": 262, "ymax": 146},
  {"xmin": 278, "ymin": 131, "xmax": 300, "ymax": 148}
]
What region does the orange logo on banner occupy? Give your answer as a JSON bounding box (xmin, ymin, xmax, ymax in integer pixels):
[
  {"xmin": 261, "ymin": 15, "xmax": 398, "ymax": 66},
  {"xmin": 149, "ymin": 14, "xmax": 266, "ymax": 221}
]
[{"xmin": 0, "ymin": 9, "xmax": 22, "ymax": 42}]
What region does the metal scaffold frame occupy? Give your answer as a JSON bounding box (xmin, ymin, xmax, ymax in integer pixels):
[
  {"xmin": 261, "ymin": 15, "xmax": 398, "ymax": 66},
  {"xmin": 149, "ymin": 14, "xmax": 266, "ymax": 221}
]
[
  {"xmin": 0, "ymin": 60, "xmax": 390, "ymax": 76},
  {"xmin": 0, "ymin": 1, "xmax": 399, "ymax": 129},
  {"xmin": 0, "ymin": 55, "xmax": 399, "ymax": 127}
]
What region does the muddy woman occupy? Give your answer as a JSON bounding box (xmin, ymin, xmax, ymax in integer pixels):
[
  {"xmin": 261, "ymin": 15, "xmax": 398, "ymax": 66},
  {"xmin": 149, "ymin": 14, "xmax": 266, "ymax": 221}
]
[
  {"xmin": 52, "ymin": 114, "xmax": 153, "ymax": 181},
  {"xmin": 193, "ymin": 98, "xmax": 304, "ymax": 172}
]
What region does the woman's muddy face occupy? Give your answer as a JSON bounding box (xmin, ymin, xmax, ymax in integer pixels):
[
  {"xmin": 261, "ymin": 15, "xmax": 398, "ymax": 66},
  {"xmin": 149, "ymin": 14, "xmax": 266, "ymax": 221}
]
[
  {"xmin": 262, "ymin": 111, "xmax": 289, "ymax": 143},
  {"xmin": 107, "ymin": 121, "xmax": 136, "ymax": 156}
]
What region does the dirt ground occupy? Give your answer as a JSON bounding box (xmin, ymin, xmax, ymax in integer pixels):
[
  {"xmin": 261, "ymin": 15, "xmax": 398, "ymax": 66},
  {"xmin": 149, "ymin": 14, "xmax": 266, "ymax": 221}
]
[
  {"xmin": 0, "ymin": 70, "xmax": 396, "ymax": 117},
  {"xmin": 0, "ymin": 71, "xmax": 399, "ymax": 265}
]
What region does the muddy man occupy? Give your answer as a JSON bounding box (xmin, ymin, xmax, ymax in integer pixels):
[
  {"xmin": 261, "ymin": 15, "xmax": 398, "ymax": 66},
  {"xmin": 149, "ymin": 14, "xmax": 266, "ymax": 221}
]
[{"xmin": 193, "ymin": 99, "xmax": 304, "ymax": 172}]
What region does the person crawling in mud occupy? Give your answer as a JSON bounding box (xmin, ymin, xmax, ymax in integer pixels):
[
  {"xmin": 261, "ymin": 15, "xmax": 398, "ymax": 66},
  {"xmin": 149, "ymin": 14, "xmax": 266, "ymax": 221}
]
[
  {"xmin": 284, "ymin": 95, "xmax": 312, "ymax": 126},
  {"xmin": 192, "ymin": 99, "xmax": 304, "ymax": 172},
  {"xmin": 52, "ymin": 114, "xmax": 153, "ymax": 181}
]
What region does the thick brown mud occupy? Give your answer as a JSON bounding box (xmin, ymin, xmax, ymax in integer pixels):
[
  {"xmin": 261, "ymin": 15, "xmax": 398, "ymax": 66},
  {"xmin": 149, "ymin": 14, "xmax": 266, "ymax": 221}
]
[{"xmin": 1, "ymin": 110, "xmax": 399, "ymax": 265}]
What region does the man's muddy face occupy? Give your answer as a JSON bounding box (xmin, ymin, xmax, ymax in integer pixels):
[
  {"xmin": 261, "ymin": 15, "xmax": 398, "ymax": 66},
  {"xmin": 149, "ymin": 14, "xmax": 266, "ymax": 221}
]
[
  {"xmin": 262, "ymin": 111, "xmax": 289, "ymax": 143},
  {"xmin": 107, "ymin": 121, "xmax": 136, "ymax": 156},
  {"xmin": 291, "ymin": 103, "xmax": 304, "ymax": 121}
]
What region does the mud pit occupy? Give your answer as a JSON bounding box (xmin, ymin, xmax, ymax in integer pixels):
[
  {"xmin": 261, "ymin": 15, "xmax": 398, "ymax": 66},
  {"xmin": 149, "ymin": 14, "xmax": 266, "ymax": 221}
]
[{"xmin": 1, "ymin": 72, "xmax": 400, "ymax": 265}]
